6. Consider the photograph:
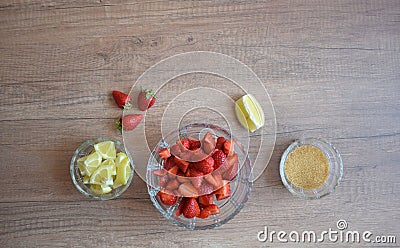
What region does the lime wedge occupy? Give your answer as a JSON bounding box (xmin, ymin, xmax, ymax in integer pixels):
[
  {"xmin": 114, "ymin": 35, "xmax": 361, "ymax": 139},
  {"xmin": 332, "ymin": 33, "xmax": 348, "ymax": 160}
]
[
  {"xmin": 90, "ymin": 184, "xmax": 112, "ymax": 194},
  {"xmin": 77, "ymin": 155, "xmax": 88, "ymax": 176},
  {"xmin": 90, "ymin": 164, "xmax": 114, "ymax": 185},
  {"xmin": 113, "ymin": 157, "xmax": 131, "ymax": 188},
  {"xmin": 84, "ymin": 151, "xmax": 102, "ymax": 176},
  {"xmin": 94, "ymin": 141, "xmax": 116, "ymax": 160},
  {"xmin": 116, "ymin": 152, "xmax": 128, "ymax": 165},
  {"xmin": 101, "ymin": 159, "xmax": 116, "ymax": 176},
  {"xmin": 82, "ymin": 175, "xmax": 90, "ymax": 184},
  {"xmin": 235, "ymin": 94, "xmax": 265, "ymax": 132}
]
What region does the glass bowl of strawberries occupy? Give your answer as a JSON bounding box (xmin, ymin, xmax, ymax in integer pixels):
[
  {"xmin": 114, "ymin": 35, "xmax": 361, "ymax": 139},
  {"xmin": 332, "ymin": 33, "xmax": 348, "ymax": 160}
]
[{"xmin": 146, "ymin": 123, "xmax": 253, "ymax": 230}]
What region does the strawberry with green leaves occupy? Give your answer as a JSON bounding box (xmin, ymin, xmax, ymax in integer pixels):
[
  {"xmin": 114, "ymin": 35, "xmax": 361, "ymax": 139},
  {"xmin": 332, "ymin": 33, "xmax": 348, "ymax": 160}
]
[
  {"xmin": 116, "ymin": 114, "xmax": 143, "ymax": 132},
  {"xmin": 137, "ymin": 87, "xmax": 156, "ymax": 111}
]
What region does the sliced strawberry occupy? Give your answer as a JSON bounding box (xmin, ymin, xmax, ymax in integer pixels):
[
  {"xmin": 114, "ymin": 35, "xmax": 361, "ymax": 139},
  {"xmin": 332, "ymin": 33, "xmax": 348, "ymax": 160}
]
[
  {"xmin": 152, "ymin": 169, "xmax": 167, "ymax": 177},
  {"xmin": 176, "ymin": 171, "xmax": 190, "ymax": 184},
  {"xmin": 112, "ymin": 90, "xmax": 132, "ymax": 109},
  {"xmin": 173, "ymin": 157, "xmax": 189, "ymax": 173},
  {"xmin": 186, "ymin": 168, "xmax": 203, "ymax": 189},
  {"xmin": 224, "ymin": 161, "xmax": 239, "ymax": 181},
  {"xmin": 182, "ymin": 197, "xmax": 200, "ymax": 218},
  {"xmin": 178, "ymin": 139, "xmax": 190, "ymax": 150},
  {"xmin": 178, "ymin": 183, "xmax": 198, "ymax": 197},
  {"xmin": 193, "ymin": 156, "xmax": 214, "ymax": 174},
  {"xmin": 199, "ymin": 181, "xmax": 214, "ymax": 195},
  {"xmin": 201, "ymin": 132, "xmax": 216, "ymax": 155},
  {"xmin": 188, "ymin": 137, "xmax": 201, "ymax": 150},
  {"xmin": 168, "ymin": 165, "xmax": 179, "ymax": 175},
  {"xmin": 223, "ymin": 139, "xmax": 234, "ymax": 156},
  {"xmin": 198, "ymin": 194, "xmax": 213, "ymax": 206},
  {"xmin": 204, "ymin": 174, "xmax": 217, "ymax": 188},
  {"xmin": 174, "ymin": 139, "xmax": 191, "ymax": 161},
  {"xmin": 215, "ymin": 137, "xmax": 226, "ymax": 150},
  {"xmin": 157, "ymin": 191, "xmax": 178, "ymax": 206},
  {"xmin": 170, "ymin": 144, "xmax": 182, "ymax": 158},
  {"xmin": 158, "ymin": 174, "xmax": 168, "ymax": 187},
  {"xmin": 198, "ymin": 208, "xmax": 211, "ymax": 219},
  {"xmin": 158, "ymin": 148, "xmax": 171, "ymax": 160},
  {"xmin": 175, "ymin": 198, "xmax": 186, "ymax": 217},
  {"xmin": 215, "ymin": 181, "xmax": 231, "ymax": 201},
  {"xmin": 163, "ymin": 156, "xmax": 175, "ymax": 171},
  {"xmin": 166, "ymin": 179, "xmax": 179, "ymax": 191},
  {"xmin": 223, "ymin": 154, "xmax": 239, "ymax": 181},
  {"xmin": 189, "ymin": 148, "xmax": 208, "ymax": 162},
  {"xmin": 203, "ymin": 204, "xmax": 220, "ymax": 215},
  {"xmin": 212, "ymin": 149, "xmax": 226, "ymax": 169},
  {"xmin": 204, "ymin": 173, "xmax": 223, "ymax": 189}
]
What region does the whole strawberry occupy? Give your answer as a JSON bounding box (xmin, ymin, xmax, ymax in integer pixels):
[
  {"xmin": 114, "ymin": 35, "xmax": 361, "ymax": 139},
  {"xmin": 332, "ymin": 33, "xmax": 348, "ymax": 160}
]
[
  {"xmin": 137, "ymin": 87, "xmax": 156, "ymax": 111},
  {"xmin": 116, "ymin": 114, "xmax": 143, "ymax": 132},
  {"xmin": 182, "ymin": 197, "xmax": 200, "ymax": 218},
  {"xmin": 112, "ymin": 90, "xmax": 132, "ymax": 109}
]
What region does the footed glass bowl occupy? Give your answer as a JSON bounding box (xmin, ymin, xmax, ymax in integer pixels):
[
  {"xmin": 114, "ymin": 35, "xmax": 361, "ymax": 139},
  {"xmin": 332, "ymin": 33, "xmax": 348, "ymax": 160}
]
[{"xmin": 146, "ymin": 123, "xmax": 253, "ymax": 230}]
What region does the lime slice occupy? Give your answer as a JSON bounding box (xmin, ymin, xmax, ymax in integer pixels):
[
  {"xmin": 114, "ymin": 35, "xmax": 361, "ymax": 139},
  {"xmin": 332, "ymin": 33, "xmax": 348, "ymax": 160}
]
[
  {"xmin": 90, "ymin": 164, "xmax": 114, "ymax": 185},
  {"xmin": 83, "ymin": 175, "xmax": 90, "ymax": 184},
  {"xmin": 94, "ymin": 141, "xmax": 116, "ymax": 160},
  {"xmin": 101, "ymin": 159, "xmax": 116, "ymax": 176},
  {"xmin": 116, "ymin": 152, "xmax": 128, "ymax": 165},
  {"xmin": 90, "ymin": 184, "xmax": 112, "ymax": 194},
  {"xmin": 235, "ymin": 94, "xmax": 265, "ymax": 132},
  {"xmin": 113, "ymin": 157, "xmax": 131, "ymax": 189},
  {"xmin": 84, "ymin": 151, "xmax": 102, "ymax": 176},
  {"xmin": 77, "ymin": 155, "xmax": 88, "ymax": 176}
]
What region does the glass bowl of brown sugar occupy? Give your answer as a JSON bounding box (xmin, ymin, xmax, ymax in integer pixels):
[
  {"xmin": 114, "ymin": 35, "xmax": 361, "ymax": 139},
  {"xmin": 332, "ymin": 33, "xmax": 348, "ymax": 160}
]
[{"xmin": 280, "ymin": 138, "xmax": 343, "ymax": 200}]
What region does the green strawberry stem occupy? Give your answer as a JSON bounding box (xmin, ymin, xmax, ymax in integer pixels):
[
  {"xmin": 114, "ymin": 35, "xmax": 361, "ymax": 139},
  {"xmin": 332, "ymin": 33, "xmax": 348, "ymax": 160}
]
[
  {"xmin": 123, "ymin": 102, "xmax": 132, "ymax": 110},
  {"xmin": 116, "ymin": 118, "xmax": 123, "ymax": 134},
  {"xmin": 140, "ymin": 86, "xmax": 157, "ymax": 99}
]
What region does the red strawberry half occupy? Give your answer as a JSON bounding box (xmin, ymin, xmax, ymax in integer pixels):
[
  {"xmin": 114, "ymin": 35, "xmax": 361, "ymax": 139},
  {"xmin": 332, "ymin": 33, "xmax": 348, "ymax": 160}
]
[
  {"xmin": 137, "ymin": 87, "xmax": 156, "ymax": 111},
  {"xmin": 112, "ymin": 90, "xmax": 132, "ymax": 109}
]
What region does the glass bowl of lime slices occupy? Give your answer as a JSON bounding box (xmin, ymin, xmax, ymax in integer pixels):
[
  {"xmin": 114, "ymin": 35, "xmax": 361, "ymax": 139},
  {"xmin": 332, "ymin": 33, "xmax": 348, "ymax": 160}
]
[{"xmin": 70, "ymin": 137, "xmax": 134, "ymax": 200}]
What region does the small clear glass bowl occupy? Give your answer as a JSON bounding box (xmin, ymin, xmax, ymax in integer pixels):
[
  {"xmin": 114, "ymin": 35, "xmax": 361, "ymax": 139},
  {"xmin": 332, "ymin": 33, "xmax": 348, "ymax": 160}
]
[
  {"xmin": 280, "ymin": 138, "xmax": 343, "ymax": 200},
  {"xmin": 70, "ymin": 137, "xmax": 134, "ymax": 200},
  {"xmin": 146, "ymin": 123, "xmax": 253, "ymax": 230}
]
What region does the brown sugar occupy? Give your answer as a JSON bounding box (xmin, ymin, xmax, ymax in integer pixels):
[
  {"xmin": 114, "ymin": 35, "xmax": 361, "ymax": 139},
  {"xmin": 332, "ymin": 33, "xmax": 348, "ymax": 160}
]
[{"xmin": 284, "ymin": 145, "xmax": 330, "ymax": 190}]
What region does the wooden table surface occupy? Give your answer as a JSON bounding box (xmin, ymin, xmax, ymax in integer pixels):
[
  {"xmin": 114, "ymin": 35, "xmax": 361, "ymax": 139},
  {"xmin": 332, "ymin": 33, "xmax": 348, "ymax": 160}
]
[{"xmin": 1, "ymin": 1, "xmax": 399, "ymax": 247}]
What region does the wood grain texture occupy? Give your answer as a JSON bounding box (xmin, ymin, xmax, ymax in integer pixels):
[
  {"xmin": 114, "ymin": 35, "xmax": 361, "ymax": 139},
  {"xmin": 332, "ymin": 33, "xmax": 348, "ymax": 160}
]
[{"xmin": 0, "ymin": 0, "xmax": 399, "ymax": 247}]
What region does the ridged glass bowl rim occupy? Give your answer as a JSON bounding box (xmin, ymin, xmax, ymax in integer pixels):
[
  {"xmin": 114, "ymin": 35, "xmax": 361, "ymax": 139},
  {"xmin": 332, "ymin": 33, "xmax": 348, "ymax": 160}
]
[
  {"xmin": 146, "ymin": 123, "xmax": 253, "ymax": 230},
  {"xmin": 70, "ymin": 137, "xmax": 134, "ymax": 200},
  {"xmin": 279, "ymin": 137, "xmax": 343, "ymax": 200}
]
